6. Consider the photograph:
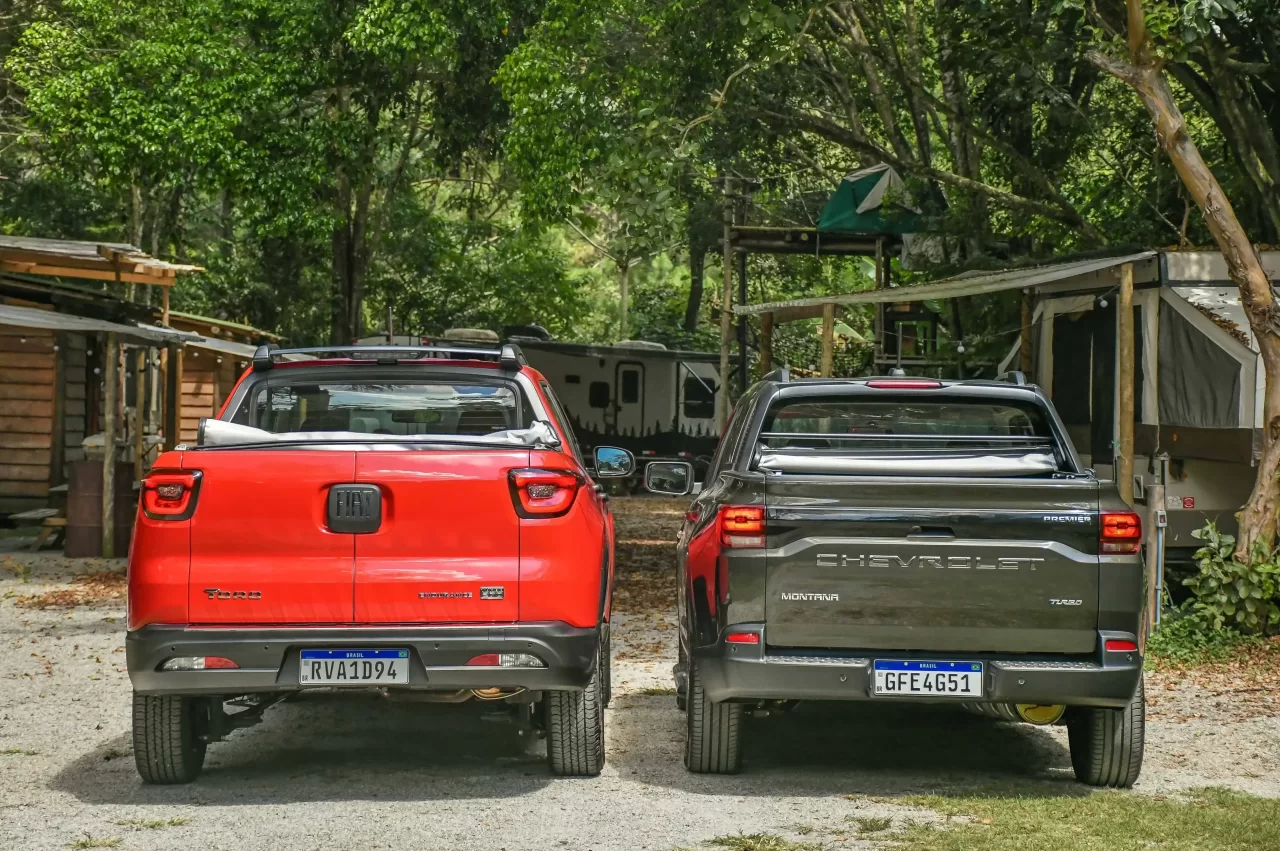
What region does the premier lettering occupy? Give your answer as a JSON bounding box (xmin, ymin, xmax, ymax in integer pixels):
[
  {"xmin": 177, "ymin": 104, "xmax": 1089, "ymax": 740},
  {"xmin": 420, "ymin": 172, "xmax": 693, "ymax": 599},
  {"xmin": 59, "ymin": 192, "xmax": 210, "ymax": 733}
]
[{"xmin": 815, "ymin": 553, "xmax": 1045, "ymax": 570}]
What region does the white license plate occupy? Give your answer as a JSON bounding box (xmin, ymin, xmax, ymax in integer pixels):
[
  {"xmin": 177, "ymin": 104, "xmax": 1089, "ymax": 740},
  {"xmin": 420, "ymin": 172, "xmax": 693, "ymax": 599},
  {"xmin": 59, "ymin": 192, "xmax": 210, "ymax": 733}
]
[
  {"xmin": 299, "ymin": 649, "xmax": 410, "ymax": 686},
  {"xmin": 872, "ymin": 660, "xmax": 983, "ymax": 698}
]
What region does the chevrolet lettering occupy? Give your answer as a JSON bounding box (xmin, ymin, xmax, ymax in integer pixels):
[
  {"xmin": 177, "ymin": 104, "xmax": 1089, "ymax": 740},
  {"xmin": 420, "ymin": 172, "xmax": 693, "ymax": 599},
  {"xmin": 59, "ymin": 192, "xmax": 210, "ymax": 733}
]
[
  {"xmin": 669, "ymin": 374, "xmax": 1146, "ymax": 789},
  {"xmin": 816, "ymin": 553, "xmax": 1046, "ymax": 570}
]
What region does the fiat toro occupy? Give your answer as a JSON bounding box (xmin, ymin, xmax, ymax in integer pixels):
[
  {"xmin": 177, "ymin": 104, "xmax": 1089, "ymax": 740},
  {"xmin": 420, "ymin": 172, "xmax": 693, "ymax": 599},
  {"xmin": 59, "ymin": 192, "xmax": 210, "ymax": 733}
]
[{"xmin": 127, "ymin": 344, "xmax": 628, "ymax": 782}]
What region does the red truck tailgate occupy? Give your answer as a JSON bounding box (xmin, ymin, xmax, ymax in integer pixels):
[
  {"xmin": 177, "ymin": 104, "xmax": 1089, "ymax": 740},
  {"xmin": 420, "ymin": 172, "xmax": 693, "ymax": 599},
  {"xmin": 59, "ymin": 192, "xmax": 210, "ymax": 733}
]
[
  {"xmin": 353, "ymin": 449, "xmax": 525, "ymax": 623},
  {"xmin": 188, "ymin": 451, "xmax": 356, "ymax": 623}
]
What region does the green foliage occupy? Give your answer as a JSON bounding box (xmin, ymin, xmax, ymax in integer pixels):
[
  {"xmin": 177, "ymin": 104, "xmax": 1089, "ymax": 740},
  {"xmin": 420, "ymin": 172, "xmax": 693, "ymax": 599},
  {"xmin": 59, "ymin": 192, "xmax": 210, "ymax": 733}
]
[
  {"xmin": 1145, "ymin": 613, "xmax": 1263, "ymax": 668},
  {"xmin": 1184, "ymin": 521, "xmax": 1280, "ymax": 635},
  {"xmin": 894, "ymin": 787, "xmax": 1280, "ymax": 851}
]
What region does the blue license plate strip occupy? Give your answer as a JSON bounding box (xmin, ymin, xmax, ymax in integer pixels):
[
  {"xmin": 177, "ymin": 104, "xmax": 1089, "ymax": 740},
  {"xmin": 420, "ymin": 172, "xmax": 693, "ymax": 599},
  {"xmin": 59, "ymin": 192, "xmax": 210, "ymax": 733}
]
[{"xmin": 300, "ymin": 649, "xmax": 408, "ymax": 662}]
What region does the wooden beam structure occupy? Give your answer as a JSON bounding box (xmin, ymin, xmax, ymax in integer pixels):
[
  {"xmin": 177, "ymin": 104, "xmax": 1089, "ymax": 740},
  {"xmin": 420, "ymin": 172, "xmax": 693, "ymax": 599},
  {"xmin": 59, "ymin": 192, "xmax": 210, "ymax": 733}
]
[
  {"xmin": 1117, "ymin": 263, "xmax": 1136, "ymax": 506},
  {"xmin": 718, "ymin": 178, "xmax": 735, "ymax": 432},
  {"xmin": 101, "ymin": 332, "xmax": 119, "ymax": 559},
  {"xmin": 820, "ymin": 303, "xmax": 836, "ymax": 377},
  {"xmin": 1020, "ymin": 290, "xmax": 1034, "ymax": 374},
  {"xmin": 759, "ymin": 312, "xmax": 774, "ymax": 379}
]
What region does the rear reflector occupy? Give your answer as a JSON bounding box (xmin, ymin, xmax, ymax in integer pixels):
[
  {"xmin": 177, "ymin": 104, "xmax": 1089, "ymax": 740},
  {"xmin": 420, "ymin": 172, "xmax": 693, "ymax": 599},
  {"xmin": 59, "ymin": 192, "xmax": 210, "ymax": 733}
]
[
  {"xmin": 726, "ymin": 632, "xmax": 760, "ymax": 644},
  {"xmin": 508, "ymin": 468, "xmax": 582, "ymax": 518},
  {"xmin": 161, "ymin": 656, "xmax": 238, "ymax": 671},
  {"xmin": 466, "ymin": 653, "xmax": 546, "ymax": 668},
  {"xmin": 1105, "ymin": 639, "xmax": 1138, "ymax": 652},
  {"xmin": 865, "ymin": 379, "xmax": 944, "ymax": 389},
  {"xmin": 719, "ymin": 505, "xmax": 765, "ymax": 548},
  {"xmin": 1101, "ymin": 511, "xmax": 1142, "ymax": 554}
]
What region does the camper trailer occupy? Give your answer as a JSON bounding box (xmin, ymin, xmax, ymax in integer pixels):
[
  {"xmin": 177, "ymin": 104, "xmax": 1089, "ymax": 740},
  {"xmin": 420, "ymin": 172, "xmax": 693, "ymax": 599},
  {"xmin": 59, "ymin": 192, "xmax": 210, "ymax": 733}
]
[
  {"xmin": 994, "ymin": 250, "xmax": 1280, "ymax": 575},
  {"xmin": 355, "ymin": 332, "xmax": 725, "ymax": 476}
]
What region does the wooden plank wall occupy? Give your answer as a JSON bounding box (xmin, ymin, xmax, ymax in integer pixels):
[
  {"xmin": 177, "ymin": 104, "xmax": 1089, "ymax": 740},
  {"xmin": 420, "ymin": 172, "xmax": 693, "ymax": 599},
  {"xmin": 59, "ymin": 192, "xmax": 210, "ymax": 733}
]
[
  {"xmin": 180, "ymin": 349, "xmax": 240, "ymax": 443},
  {"xmin": 62, "ymin": 333, "xmax": 88, "ymax": 474},
  {"xmin": 0, "ymin": 324, "xmax": 54, "ymax": 514}
]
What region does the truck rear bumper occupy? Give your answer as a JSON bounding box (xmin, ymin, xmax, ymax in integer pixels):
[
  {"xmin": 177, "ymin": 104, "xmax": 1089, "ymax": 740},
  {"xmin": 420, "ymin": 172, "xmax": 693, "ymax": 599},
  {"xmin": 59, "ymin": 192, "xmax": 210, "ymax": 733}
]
[
  {"xmin": 693, "ymin": 628, "xmax": 1142, "ymax": 709},
  {"xmin": 127, "ymin": 622, "xmax": 599, "ymax": 696}
]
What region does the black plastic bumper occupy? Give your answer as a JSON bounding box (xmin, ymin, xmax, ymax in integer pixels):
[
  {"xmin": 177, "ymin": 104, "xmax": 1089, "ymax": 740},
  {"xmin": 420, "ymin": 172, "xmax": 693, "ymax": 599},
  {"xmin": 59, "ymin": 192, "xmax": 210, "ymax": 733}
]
[
  {"xmin": 693, "ymin": 628, "xmax": 1143, "ymax": 709},
  {"xmin": 127, "ymin": 622, "xmax": 599, "ymax": 696}
]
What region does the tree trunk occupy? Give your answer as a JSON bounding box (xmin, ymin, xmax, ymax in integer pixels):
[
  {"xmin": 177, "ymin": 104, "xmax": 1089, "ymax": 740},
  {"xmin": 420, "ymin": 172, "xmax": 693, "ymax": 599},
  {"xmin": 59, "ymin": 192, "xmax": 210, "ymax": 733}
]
[
  {"xmin": 684, "ymin": 239, "xmax": 707, "ymax": 331},
  {"xmin": 1090, "ymin": 42, "xmax": 1280, "ymax": 561},
  {"xmin": 618, "ymin": 260, "xmax": 631, "ymax": 341}
]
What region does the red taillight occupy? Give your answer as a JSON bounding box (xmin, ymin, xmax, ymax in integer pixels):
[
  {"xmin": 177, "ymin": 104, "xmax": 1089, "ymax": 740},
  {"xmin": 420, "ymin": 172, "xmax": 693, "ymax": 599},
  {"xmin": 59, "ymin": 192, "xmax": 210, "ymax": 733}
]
[
  {"xmin": 141, "ymin": 470, "xmax": 202, "ymax": 520},
  {"xmin": 467, "ymin": 654, "xmax": 500, "ymax": 666},
  {"xmin": 726, "ymin": 632, "xmax": 760, "ymax": 644},
  {"xmin": 865, "ymin": 379, "xmax": 943, "ymax": 389},
  {"xmin": 508, "ymin": 468, "xmax": 582, "ymax": 518},
  {"xmin": 1105, "ymin": 639, "xmax": 1138, "ymax": 652},
  {"xmin": 1101, "ymin": 511, "xmax": 1142, "ymax": 554},
  {"xmin": 719, "ymin": 505, "xmax": 765, "ymax": 548}
]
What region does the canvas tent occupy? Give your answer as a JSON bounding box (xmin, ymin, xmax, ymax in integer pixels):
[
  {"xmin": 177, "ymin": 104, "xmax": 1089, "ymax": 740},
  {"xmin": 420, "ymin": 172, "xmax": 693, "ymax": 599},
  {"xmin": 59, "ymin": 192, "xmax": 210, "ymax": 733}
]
[{"xmin": 817, "ymin": 164, "xmax": 923, "ymax": 235}]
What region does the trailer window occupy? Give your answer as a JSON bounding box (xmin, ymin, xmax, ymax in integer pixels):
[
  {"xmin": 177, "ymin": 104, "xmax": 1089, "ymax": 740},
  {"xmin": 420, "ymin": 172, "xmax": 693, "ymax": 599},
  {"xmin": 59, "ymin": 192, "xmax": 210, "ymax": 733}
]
[
  {"xmin": 588, "ymin": 381, "xmax": 610, "ymax": 409},
  {"xmin": 683, "ymin": 376, "xmax": 715, "ymax": 419},
  {"xmin": 620, "ymin": 370, "xmax": 641, "ymax": 404}
]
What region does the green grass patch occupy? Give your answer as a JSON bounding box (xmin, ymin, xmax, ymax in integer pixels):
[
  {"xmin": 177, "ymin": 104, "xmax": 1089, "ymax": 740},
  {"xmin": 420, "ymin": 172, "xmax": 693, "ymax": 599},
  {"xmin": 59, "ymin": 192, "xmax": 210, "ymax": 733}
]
[
  {"xmin": 638, "ymin": 686, "xmax": 677, "ymax": 695},
  {"xmin": 115, "ymin": 817, "xmax": 189, "ymax": 830},
  {"xmin": 1146, "ymin": 617, "xmax": 1265, "ymax": 668},
  {"xmin": 699, "ymin": 835, "xmax": 818, "ymax": 851},
  {"xmin": 851, "ymin": 815, "xmax": 892, "ymax": 834},
  {"xmin": 68, "ymin": 838, "xmax": 120, "ymax": 849},
  {"xmin": 0, "ymin": 747, "xmax": 38, "ymax": 755},
  {"xmin": 891, "ymin": 787, "xmax": 1280, "ymax": 851}
]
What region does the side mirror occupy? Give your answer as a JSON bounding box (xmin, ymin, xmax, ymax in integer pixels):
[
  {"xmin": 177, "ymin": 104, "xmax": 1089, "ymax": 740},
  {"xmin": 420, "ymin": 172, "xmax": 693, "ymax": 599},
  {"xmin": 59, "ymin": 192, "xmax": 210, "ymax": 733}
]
[
  {"xmin": 643, "ymin": 461, "xmax": 694, "ymax": 496},
  {"xmin": 594, "ymin": 446, "xmax": 635, "ymax": 478}
]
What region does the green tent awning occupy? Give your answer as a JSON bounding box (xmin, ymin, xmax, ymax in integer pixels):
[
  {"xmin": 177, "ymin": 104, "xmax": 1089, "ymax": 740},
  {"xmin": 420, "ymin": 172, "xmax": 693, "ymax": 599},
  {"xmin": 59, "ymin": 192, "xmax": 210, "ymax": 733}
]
[{"xmin": 817, "ymin": 164, "xmax": 921, "ymax": 235}]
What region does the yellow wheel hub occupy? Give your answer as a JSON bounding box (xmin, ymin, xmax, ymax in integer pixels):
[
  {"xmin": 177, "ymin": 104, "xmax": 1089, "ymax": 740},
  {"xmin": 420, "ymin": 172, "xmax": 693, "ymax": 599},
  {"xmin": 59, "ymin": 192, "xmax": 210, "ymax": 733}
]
[{"xmin": 1016, "ymin": 703, "xmax": 1066, "ymax": 725}]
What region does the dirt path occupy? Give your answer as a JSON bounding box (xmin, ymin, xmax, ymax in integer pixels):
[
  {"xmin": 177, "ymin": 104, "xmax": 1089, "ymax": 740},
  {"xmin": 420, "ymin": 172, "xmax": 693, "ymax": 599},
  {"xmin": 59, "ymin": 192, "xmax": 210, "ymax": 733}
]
[{"xmin": 1, "ymin": 501, "xmax": 1278, "ymax": 851}]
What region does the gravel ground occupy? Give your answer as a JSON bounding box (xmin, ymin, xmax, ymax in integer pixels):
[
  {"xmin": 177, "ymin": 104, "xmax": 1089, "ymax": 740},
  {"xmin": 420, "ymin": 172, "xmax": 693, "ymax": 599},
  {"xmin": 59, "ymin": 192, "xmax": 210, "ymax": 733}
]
[{"xmin": 2, "ymin": 499, "xmax": 1279, "ymax": 851}]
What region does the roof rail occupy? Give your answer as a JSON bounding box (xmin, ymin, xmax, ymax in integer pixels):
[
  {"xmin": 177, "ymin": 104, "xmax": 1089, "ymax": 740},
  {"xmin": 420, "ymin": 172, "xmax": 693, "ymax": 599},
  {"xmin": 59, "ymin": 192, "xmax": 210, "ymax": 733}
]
[
  {"xmin": 251, "ymin": 343, "xmax": 526, "ymax": 373},
  {"xmin": 763, "ymin": 365, "xmax": 791, "ymax": 382},
  {"xmin": 995, "ymin": 370, "xmax": 1028, "ymax": 386}
]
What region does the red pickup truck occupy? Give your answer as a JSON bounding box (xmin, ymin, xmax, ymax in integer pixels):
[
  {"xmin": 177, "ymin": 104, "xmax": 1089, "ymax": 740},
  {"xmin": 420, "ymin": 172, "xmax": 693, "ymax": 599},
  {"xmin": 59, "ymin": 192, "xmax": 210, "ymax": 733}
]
[{"xmin": 127, "ymin": 344, "xmax": 632, "ymax": 782}]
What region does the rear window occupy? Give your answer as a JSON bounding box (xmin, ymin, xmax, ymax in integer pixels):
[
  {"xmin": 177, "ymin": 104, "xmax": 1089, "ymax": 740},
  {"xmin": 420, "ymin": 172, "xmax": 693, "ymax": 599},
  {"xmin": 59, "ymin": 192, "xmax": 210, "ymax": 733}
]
[
  {"xmin": 761, "ymin": 396, "xmax": 1053, "ymax": 451},
  {"xmin": 235, "ymin": 381, "xmax": 527, "ymax": 436}
]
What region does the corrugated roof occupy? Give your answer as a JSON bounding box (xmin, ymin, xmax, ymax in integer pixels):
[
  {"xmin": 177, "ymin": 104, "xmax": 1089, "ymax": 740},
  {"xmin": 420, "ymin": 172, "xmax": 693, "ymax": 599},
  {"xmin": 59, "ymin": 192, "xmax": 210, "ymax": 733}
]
[
  {"xmin": 734, "ymin": 251, "xmax": 1157, "ymax": 316},
  {"xmin": 187, "ymin": 337, "xmax": 259, "ymax": 359},
  {"xmin": 168, "ymin": 310, "xmax": 281, "ymax": 341},
  {"xmin": 0, "ymin": 235, "xmax": 202, "ymax": 286},
  {"xmin": 0, "ymin": 303, "xmax": 199, "ymax": 345}
]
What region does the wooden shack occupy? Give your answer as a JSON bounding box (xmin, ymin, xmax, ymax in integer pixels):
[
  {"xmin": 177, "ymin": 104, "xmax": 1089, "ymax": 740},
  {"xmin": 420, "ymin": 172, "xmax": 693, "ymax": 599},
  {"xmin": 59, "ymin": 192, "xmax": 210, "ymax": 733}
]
[{"xmin": 167, "ymin": 312, "xmax": 279, "ymax": 443}]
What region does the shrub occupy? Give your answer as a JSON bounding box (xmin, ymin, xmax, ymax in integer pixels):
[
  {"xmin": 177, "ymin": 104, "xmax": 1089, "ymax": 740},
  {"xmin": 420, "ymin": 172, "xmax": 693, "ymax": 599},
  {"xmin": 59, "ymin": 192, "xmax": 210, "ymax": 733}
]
[{"xmin": 1183, "ymin": 522, "xmax": 1280, "ymax": 635}]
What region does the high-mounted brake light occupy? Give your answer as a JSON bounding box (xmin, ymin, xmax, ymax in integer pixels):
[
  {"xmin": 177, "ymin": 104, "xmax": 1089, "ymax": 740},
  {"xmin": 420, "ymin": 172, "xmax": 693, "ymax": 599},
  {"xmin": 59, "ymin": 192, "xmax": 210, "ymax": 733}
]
[
  {"xmin": 1100, "ymin": 511, "xmax": 1142, "ymax": 554},
  {"xmin": 141, "ymin": 470, "xmax": 202, "ymax": 520},
  {"xmin": 719, "ymin": 505, "xmax": 765, "ymax": 548},
  {"xmin": 865, "ymin": 379, "xmax": 944, "ymax": 389},
  {"xmin": 508, "ymin": 468, "xmax": 582, "ymax": 518}
]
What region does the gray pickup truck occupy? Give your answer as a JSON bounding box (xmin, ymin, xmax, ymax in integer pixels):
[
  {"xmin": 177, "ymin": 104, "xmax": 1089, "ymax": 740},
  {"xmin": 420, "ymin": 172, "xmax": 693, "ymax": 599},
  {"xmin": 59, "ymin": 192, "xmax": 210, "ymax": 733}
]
[{"xmin": 644, "ymin": 375, "xmax": 1146, "ymax": 787}]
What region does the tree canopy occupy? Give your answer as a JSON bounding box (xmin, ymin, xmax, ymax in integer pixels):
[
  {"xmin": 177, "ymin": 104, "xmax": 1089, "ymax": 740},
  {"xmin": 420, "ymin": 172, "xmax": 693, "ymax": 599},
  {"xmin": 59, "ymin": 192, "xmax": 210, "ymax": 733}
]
[{"xmin": 0, "ymin": 0, "xmax": 1275, "ymax": 352}]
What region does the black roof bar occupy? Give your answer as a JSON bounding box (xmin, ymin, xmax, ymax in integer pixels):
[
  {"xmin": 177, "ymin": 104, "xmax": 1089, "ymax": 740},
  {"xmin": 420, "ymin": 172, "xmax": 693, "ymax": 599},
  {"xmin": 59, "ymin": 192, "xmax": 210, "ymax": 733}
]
[
  {"xmin": 251, "ymin": 343, "xmax": 526, "ymax": 373},
  {"xmin": 995, "ymin": 370, "xmax": 1028, "ymax": 386}
]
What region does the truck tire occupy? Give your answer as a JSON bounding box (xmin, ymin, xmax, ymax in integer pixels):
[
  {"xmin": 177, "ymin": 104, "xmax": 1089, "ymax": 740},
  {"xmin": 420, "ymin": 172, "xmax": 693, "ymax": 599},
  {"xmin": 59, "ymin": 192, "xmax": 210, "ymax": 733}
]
[
  {"xmin": 1067, "ymin": 679, "xmax": 1145, "ymax": 788},
  {"xmin": 546, "ymin": 659, "xmax": 605, "ymax": 776},
  {"xmin": 132, "ymin": 693, "xmax": 207, "ymax": 784},
  {"xmin": 684, "ymin": 659, "xmax": 742, "ymax": 773}
]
